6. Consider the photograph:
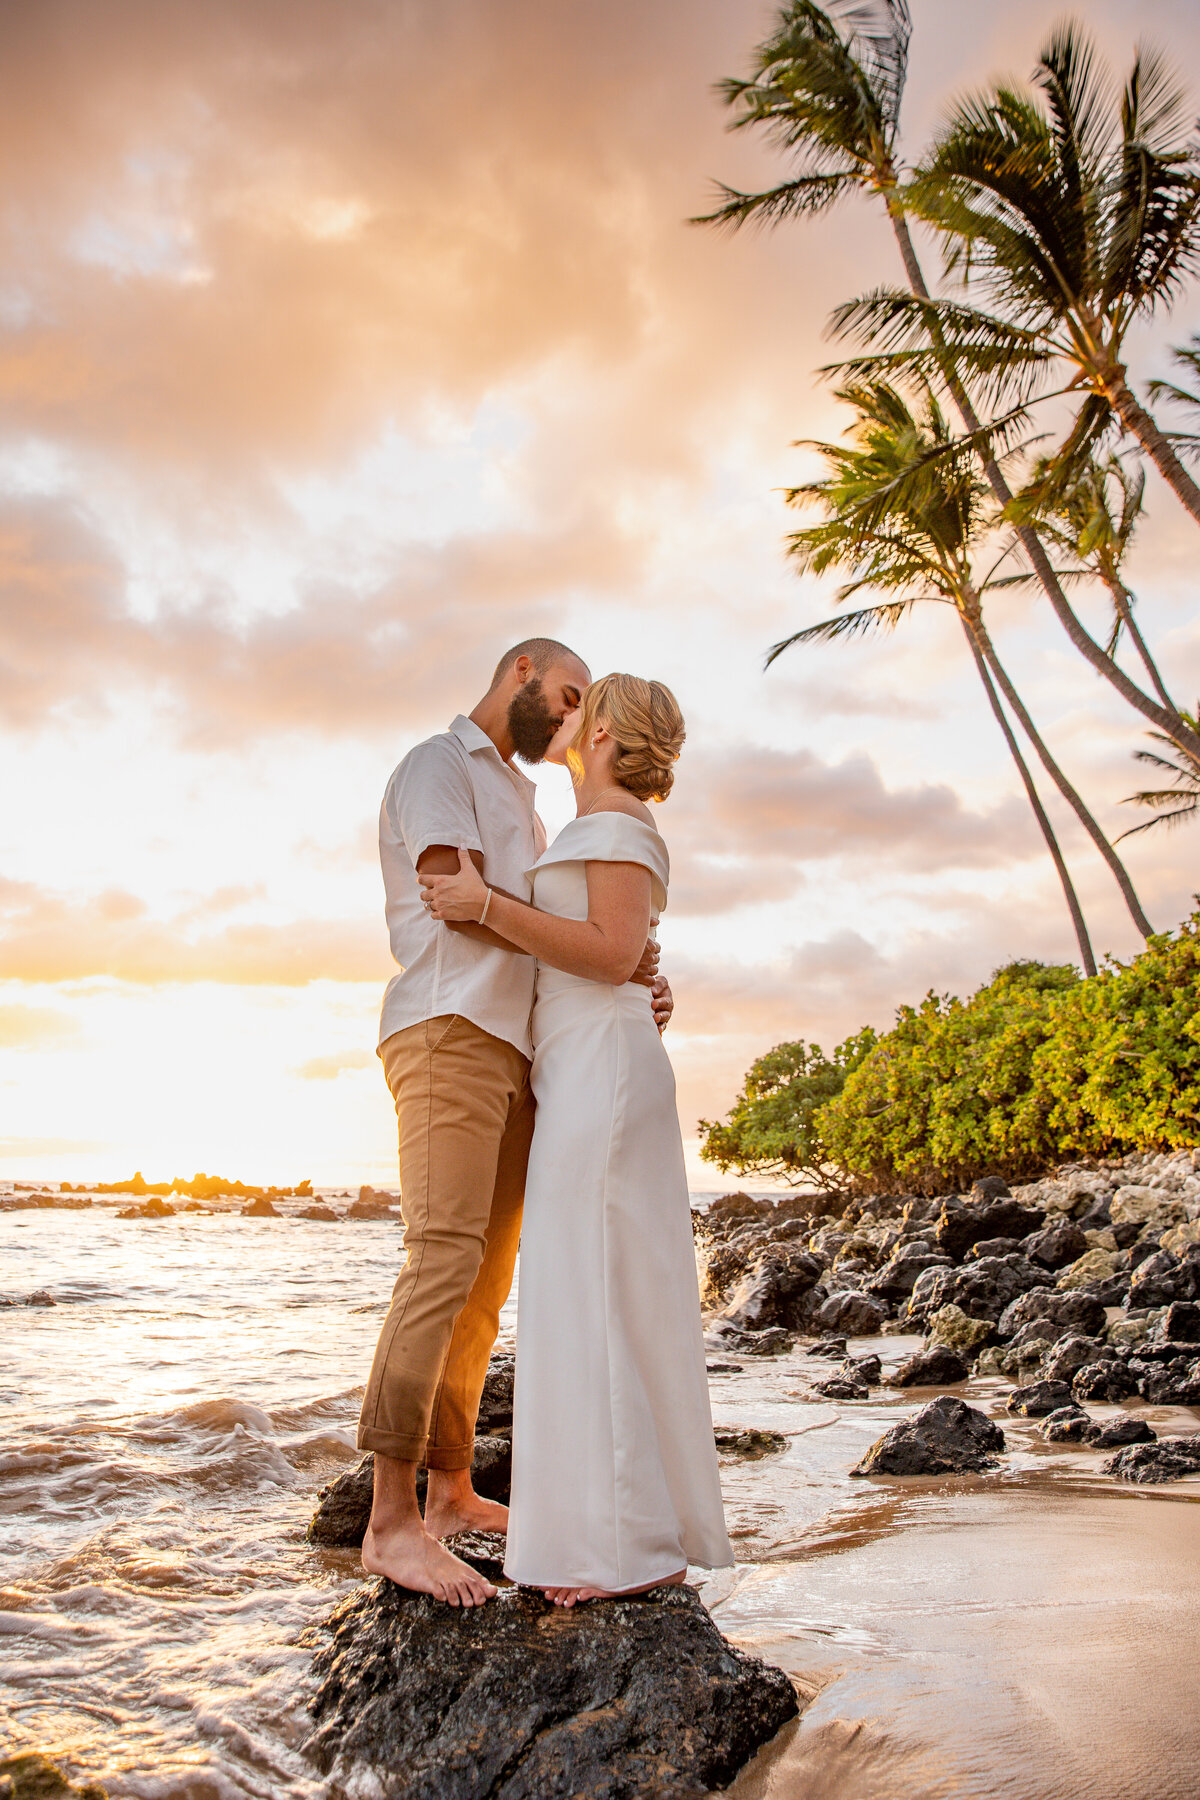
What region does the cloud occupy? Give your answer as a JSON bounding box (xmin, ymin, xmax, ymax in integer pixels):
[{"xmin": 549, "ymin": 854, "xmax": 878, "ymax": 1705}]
[
  {"xmin": 0, "ymin": 1003, "xmax": 83, "ymax": 1049},
  {"xmin": 297, "ymin": 1048, "xmax": 376, "ymax": 1080},
  {"xmin": 0, "ymin": 875, "xmax": 390, "ymax": 984},
  {"xmin": 664, "ymin": 743, "xmax": 1040, "ymax": 912}
]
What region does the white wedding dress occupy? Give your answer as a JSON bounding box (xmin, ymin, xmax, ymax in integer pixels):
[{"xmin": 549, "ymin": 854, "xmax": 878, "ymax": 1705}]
[{"xmin": 503, "ymin": 812, "xmax": 733, "ymax": 1590}]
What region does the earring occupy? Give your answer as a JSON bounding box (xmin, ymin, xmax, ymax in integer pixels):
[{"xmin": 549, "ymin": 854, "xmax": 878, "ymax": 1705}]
[{"xmin": 590, "ymin": 738, "xmax": 599, "ymax": 750}]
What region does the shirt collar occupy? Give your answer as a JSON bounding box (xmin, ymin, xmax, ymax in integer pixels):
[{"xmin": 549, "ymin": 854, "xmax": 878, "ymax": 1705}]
[{"xmin": 449, "ymin": 714, "xmax": 537, "ymax": 794}]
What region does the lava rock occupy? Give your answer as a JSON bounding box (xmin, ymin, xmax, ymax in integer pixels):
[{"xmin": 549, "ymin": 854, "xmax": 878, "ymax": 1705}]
[
  {"xmin": 1128, "ymin": 1248, "xmax": 1200, "ymax": 1309},
  {"xmin": 1023, "ymin": 1221, "xmax": 1090, "ymax": 1270},
  {"xmin": 1040, "ymin": 1406, "xmax": 1089, "ymax": 1442},
  {"xmin": 300, "ymin": 1204, "xmax": 340, "ymax": 1220},
  {"xmin": 0, "ymin": 1753, "xmax": 108, "ymax": 1800},
  {"xmin": 1105, "ymin": 1436, "xmax": 1200, "ymax": 1484},
  {"xmin": 1072, "ymin": 1361, "xmax": 1140, "ymax": 1403},
  {"xmin": 928, "ymin": 1303, "xmax": 991, "ymax": 1353},
  {"xmin": 910, "ymin": 1257, "xmax": 1048, "ymax": 1326},
  {"xmin": 890, "ymin": 1344, "xmax": 969, "ymax": 1387},
  {"xmin": 997, "ymin": 1287, "xmax": 1107, "ymax": 1343},
  {"xmin": 242, "ymin": 1196, "xmax": 278, "ymax": 1217},
  {"xmin": 1085, "ymin": 1416, "xmax": 1156, "ymax": 1449},
  {"xmin": 814, "ymin": 1371, "xmax": 869, "ymax": 1400},
  {"xmin": 116, "ymin": 1196, "xmax": 175, "ymax": 1219},
  {"xmin": 476, "ymin": 1355, "xmax": 515, "ymax": 1434},
  {"xmin": 713, "ymin": 1427, "xmax": 788, "ymax": 1459},
  {"xmin": 964, "ymin": 1237, "xmax": 1023, "ymax": 1262},
  {"xmin": 25, "ymin": 1290, "xmax": 57, "ymax": 1307},
  {"xmin": 804, "ymin": 1337, "xmax": 848, "ymax": 1358},
  {"xmin": 851, "ymin": 1396, "xmax": 1005, "ymax": 1476},
  {"xmin": 347, "ymin": 1198, "xmax": 400, "ymax": 1220},
  {"xmin": 849, "ymin": 1352, "xmax": 883, "ymax": 1385},
  {"xmin": 1140, "ymin": 1360, "xmax": 1200, "ymax": 1405},
  {"xmin": 1006, "ymin": 1379, "xmax": 1075, "ymax": 1417},
  {"xmin": 970, "ymin": 1176, "xmax": 1012, "ymax": 1202},
  {"xmin": 933, "ymin": 1196, "xmax": 1044, "ymax": 1262},
  {"xmin": 813, "ymin": 1289, "xmax": 887, "ymax": 1337},
  {"xmin": 304, "ymin": 1579, "xmax": 799, "ymax": 1798},
  {"xmin": 707, "ymin": 1323, "xmax": 794, "ymax": 1357},
  {"xmin": 1041, "ymin": 1334, "xmax": 1113, "ymax": 1384},
  {"xmin": 309, "ymin": 1438, "xmax": 514, "ymax": 1548},
  {"xmin": 718, "ymin": 1245, "xmax": 824, "ymax": 1334},
  {"xmin": 1154, "ymin": 1301, "xmax": 1200, "ymax": 1344},
  {"xmin": 867, "ymin": 1246, "xmax": 951, "ymax": 1301}
]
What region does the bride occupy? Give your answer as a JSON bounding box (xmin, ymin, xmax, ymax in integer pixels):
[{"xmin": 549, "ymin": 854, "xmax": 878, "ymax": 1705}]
[{"xmin": 421, "ymin": 671, "xmax": 732, "ymax": 1605}]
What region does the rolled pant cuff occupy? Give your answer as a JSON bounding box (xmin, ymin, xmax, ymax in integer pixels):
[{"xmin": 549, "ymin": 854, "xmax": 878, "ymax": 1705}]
[
  {"xmin": 357, "ymin": 1424, "xmax": 430, "ymax": 1463},
  {"xmin": 424, "ymin": 1441, "xmax": 475, "ymax": 1473}
]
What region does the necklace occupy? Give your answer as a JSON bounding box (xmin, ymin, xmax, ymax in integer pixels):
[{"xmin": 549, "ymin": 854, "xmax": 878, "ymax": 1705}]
[{"xmin": 578, "ymin": 788, "xmax": 621, "ymax": 817}]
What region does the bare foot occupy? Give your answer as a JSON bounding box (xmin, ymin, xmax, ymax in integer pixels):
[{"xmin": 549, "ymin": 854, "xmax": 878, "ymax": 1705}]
[
  {"xmin": 542, "ymin": 1569, "xmax": 687, "ymax": 1607},
  {"xmin": 362, "ymin": 1520, "xmax": 497, "ymax": 1606},
  {"xmin": 423, "ymin": 1490, "xmax": 509, "ymax": 1540}
]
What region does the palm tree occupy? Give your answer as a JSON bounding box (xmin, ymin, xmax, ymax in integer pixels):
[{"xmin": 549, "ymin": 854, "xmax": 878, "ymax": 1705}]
[
  {"xmin": 899, "ymin": 26, "xmax": 1200, "ymax": 524},
  {"xmin": 699, "ymin": 3, "xmax": 1198, "ymax": 783},
  {"xmin": 773, "ymin": 379, "xmax": 1159, "ymax": 965},
  {"xmin": 1012, "ymin": 453, "xmax": 1178, "ymax": 718},
  {"xmin": 1118, "ymin": 709, "xmax": 1200, "ymax": 838}
]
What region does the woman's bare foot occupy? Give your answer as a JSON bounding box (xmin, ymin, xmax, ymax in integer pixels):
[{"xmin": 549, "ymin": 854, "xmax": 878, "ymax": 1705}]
[
  {"xmin": 543, "ymin": 1569, "xmax": 687, "ymax": 1607},
  {"xmin": 423, "ymin": 1467, "xmax": 509, "ymax": 1540},
  {"xmin": 362, "ymin": 1519, "xmax": 496, "ymax": 1606}
]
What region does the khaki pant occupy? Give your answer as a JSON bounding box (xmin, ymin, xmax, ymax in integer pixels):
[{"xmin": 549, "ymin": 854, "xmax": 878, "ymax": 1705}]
[{"xmin": 357, "ymin": 1015, "xmax": 533, "ymax": 1469}]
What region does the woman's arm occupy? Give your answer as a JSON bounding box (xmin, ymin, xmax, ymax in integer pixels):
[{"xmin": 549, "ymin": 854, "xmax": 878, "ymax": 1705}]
[{"xmin": 421, "ymin": 847, "xmax": 652, "ymax": 985}]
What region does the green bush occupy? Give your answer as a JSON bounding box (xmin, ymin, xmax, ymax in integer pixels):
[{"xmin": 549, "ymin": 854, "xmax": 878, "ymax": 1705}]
[
  {"xmin": 697, "ymin": 1029, "xmax": 878, "ymax": 1189},
  {"xmin": 701, "ymin": 913, "xmax": 1200, "ymax": 1194}
]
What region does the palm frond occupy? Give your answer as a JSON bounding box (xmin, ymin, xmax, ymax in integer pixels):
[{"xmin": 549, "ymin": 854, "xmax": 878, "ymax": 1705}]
[
  {"xmin": 694, "ymin": 172, "xmax": 860, "ymax": 229},
  {"xmin": 766, "ymin": 597, "xmax": 923, "ymax": 664},
  {"xmin": 828, "ymin": 286, "xmax": 1052, "ymax": 406}
]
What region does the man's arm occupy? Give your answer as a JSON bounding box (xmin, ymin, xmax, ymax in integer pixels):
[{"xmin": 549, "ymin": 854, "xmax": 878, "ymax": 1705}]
[
  {"xmin": 418, "ymin": 845, "xmax": 661, "ymax": 983},
  {"xmin": 416, "ymin": 846, "xmax": 526, "ymax": 954}
]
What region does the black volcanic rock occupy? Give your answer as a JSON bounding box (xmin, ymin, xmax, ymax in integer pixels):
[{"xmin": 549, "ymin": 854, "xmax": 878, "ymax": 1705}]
[
  {"xmin": 812, "ymin": 1289, "xmax": 888, "ymax": 1336},
  {"xmin": 1072, "ymin": 1361, "xmax": 1140, "ymax": 1403},
  {"xmin": 242, "ymin": 1196, "xmax": 278, "ymax": 1217},
  {"xmin": 1040, "ymin": 1406, "xmax": 1089, "ymax": 1442},
  {"xmin": 309, "ymin": 1438, "xmax": 514, "ymax": 1548},
  {"xmin": 304, "ymin": 1580, "xmax": 798, "ymax": 1799},
  {"xmin": 1085, "ymin": 1416, "xmax": 1156, "ymax": 1449},
  {"xmin": 909, "ymin": 1256, "xmax": 1048, "ymax": 1326},
  {"xmin": 997, "ymin": 1287, "xmax": 1107, "ymax": 1343},
  {"xmin": 1006, "ymin": 1379, "xmax": 1075, "ymax": 1417},
  {"xmin": 1153, "ymin": 1301, "xmax": 1200, "ymax": 1344},
  {"xmin": 1023, "ymin": 1221, "xmax": 1090, "ymax": 1270},
  {"xmin": 867, "ymin": 1245, "xmax": 951, "ymax": 1300},
  {"xmin": 890, "ymin": 1344, "xmax": 969, "ymax": 1387},
  {"xmin": 933, "ymin": 1196, "xmax": 1044, "ymax": 1262},
  {"xmin": 1127, "ymin": 1248, "xmax": 1200, "ymax": 1309},
  {"xmin": 713, "ymin": 1427, "xmax": 787, "ymax": 1459},
  {"xmin": 1040, "ymin": 1335, "xmax": 1113, "ymax": 1385},
  {"xmin": 1105, "ymin": 1436, "xmax": 1200, "ymax": 1484},
  {"xmin": 851, "ymin": 1396, "xmax": 1005, "ymax": 1476},
  {"xmin": 718, "ymin": 1245, "xmax": 823, "ymax": 1334}
]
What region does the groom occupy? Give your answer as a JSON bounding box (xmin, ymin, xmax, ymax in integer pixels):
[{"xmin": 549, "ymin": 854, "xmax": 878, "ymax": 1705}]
[{"xmin": 358, "ymin": 638, "xmax": 671, "ymax": 1606}]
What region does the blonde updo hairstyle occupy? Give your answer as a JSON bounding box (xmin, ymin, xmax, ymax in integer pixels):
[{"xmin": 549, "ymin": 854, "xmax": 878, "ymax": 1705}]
[{"xmin": 570, "ymin": 672, "xmax": 686, "ymax": 803}]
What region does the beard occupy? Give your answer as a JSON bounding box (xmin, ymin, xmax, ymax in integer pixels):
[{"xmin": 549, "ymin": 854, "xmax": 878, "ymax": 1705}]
[{"xmin": 507, "ymin": 676, "xmax": 560, "ymax": 763}]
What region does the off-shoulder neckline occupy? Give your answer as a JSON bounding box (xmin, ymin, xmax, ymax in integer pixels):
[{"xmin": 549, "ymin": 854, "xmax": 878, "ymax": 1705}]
[{"xmin": 567, "ymin": 808, "xmax": 661, "ymax": 838}]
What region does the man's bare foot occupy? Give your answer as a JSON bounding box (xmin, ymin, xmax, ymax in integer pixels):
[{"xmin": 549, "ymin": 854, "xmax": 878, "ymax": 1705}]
[
  {"xmin": 362, "ymin": 1521, "xmax": 496, "ymax": 1606},
  {"xmin": 423, "ymin": 1491, "xmax": 509, "ymax": 1539},
  {"xmin": 424, "ymin": 1467, "xmax": 509, "ymax": 1540},
  {"xmin": 543, "ymin": 1569, "xmax": 687, "ymax": 1608}
]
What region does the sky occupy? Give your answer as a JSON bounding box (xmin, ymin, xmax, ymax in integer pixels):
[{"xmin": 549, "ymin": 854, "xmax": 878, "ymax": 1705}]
[{"xmin": 1, "ymin": 0, "xmax": 1198, "ymax": 1189}]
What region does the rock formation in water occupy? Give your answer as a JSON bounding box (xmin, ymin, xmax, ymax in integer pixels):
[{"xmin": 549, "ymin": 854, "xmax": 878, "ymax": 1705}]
[
  {"xmin": 305, "ymin": 1575, "xmax": 798, "ymax": 1799},
  {"xmin": 0, "ymin": 1752, "xmax": 108, "ymax": 1799},
  {"xmin": 851, "ymin": 1396, "xmax": 1006, "ymax": 1476}
]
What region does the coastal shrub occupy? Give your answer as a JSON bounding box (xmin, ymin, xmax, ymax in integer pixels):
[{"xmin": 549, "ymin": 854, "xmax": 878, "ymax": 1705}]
[
  {"xmin": 701, "ymin": 913, "xmax": 1200, "ymax": 1193},
  {"xmin": 697, "ymin": 1029, "xmax": 877, "ymax": 1188}
]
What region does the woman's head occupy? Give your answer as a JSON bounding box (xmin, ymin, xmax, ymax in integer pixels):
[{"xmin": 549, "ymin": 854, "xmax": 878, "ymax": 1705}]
[{"xmin": 549, "ymin": 672, "xmax": 685, "ymax": 802}]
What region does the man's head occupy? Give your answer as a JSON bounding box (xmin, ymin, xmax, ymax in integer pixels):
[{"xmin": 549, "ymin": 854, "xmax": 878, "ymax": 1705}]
[{"xmin": 486, "ymin": 638, "xmax": 591, "ymax": 763}]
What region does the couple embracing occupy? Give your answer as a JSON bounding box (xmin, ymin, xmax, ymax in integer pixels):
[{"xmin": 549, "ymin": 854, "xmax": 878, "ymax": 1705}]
[{"xmin": 357, "ymin": 638, "xmax": 732, "ymax": 1607}]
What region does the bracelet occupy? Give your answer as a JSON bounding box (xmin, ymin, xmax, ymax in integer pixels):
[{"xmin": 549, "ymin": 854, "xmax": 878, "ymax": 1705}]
[{"xmin": 479, "ymin": 887, "xmax": 493, "ymax": 926}]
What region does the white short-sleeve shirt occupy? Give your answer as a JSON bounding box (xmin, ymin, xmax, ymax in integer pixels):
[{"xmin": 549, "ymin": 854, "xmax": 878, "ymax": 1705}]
[{"xmin": 377, "ymin": 714, "xmax": 546, "ymax": 1059}]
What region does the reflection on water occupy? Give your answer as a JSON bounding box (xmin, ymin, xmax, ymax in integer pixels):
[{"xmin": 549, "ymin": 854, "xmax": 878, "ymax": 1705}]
[{"xmin": 1, "ymin": 1201, "xmax": 1198, "ymax": 1798}]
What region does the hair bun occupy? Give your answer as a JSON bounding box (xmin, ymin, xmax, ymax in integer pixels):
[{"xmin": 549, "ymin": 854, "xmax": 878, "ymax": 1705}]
[{"xmin": 575, "ymin": 673, "xmax": 685, "ymax": 802}]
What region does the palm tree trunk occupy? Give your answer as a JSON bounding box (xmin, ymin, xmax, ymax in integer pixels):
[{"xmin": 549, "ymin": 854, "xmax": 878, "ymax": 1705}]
[
  {"xmin": 1100, "ymin": 574, "xmax": 1178, "ymax": 715},
  {"xmin": 1105, "ymin": 371, "xmax": 1200, "ymax": 528},
  {"xmin": 960, "ymin": 584, "xmax": 1156, "ymax": 941},
  {"xmin": 956, "ymin": 610, "xmax": 1096, "ymax": 974},
  {"xmin": 885, "ymin": 206, "xmax": 1200, "ymax": 764}
]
